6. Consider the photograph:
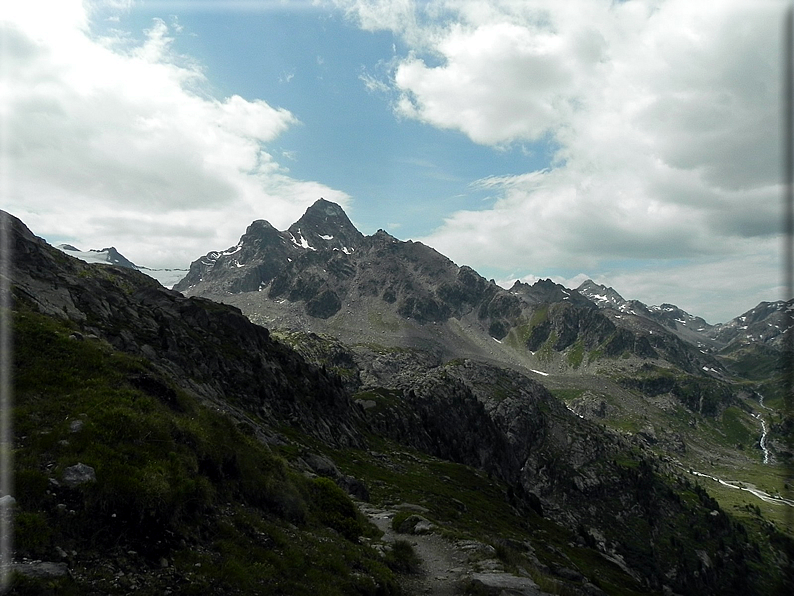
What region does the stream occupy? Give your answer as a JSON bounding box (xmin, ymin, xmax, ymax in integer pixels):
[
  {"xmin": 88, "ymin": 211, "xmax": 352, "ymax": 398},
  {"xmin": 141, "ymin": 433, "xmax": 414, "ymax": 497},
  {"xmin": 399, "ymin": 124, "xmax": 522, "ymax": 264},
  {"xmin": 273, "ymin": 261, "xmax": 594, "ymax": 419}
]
[
  {"xmin": 686, "ymin": 469, "xmax": 794, "ymax": 507},
  {"xmin": 673, "ymin": 394, "xmax": 793, "ymax": 508},
  {"xmin": 752, "ymin": 413, "xmax": 770, "ymax": 464},
  {"xmin": 755, "ymin": 394, "xmax": 773, "ymax": 465}
]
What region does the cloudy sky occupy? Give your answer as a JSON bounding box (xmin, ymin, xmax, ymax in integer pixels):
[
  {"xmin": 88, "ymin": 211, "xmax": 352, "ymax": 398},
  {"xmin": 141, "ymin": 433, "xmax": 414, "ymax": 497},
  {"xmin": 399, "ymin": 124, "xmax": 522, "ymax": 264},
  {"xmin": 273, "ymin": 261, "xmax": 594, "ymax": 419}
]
[{"xmin": 1, "ymin": 0, "xmax": 787, "ymax": 323}]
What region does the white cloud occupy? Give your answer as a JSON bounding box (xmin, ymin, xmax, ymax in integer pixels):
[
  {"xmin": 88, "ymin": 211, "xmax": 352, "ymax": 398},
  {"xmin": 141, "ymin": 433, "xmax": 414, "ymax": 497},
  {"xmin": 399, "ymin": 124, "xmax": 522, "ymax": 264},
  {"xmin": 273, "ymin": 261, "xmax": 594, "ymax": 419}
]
[
  {"xmin": 2, "ymin": 0, "xmax": 349, "ymax": 269},
  {"xmin": 337, "ymin": 0, "xmax": 785, "ymax": 321}
]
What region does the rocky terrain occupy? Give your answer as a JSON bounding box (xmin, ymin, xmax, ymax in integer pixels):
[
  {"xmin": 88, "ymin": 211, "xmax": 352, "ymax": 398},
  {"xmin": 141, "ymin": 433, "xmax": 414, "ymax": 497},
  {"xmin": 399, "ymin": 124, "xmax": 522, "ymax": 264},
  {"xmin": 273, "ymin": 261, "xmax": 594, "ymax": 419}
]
[{"xmin": 4, "ymin": 205, "xmax": 794, "ymax": 594}]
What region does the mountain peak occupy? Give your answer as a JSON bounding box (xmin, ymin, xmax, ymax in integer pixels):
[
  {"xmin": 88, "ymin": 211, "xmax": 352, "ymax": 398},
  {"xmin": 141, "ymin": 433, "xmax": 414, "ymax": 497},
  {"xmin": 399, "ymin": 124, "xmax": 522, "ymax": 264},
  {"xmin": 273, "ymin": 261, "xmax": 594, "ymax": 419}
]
[
  {"xmin": 510, "ymin": 278, "xmax": 593, "ymax": 306},
  {"xmin": 576, "ymin": 280, "xmax": 627, "ymax": 309},
  {"xmin": 288, "ymin": 198, "xmax": 364, "ymax": 252},
  {"xmin": 306, "ymin": 197, "xmax": 348, "ymax": 218}
]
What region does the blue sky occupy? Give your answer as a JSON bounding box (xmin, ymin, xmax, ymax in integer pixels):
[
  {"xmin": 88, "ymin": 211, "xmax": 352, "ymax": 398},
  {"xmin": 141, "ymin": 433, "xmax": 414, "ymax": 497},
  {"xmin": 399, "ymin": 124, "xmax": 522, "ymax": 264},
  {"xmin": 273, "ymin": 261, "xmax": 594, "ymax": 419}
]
[
  {"xmin": 111, "ymin": 4, "xmax": 550, "ymax": 236},
  {"xmin": 2, "ymin": 0, "xmax": 786, "ymax": 323}
]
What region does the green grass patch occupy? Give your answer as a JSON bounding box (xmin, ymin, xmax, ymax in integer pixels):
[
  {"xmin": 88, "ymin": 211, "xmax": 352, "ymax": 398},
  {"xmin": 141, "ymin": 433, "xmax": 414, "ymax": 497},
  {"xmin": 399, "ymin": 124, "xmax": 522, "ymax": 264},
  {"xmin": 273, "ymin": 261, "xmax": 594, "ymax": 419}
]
[
  {"xmin": 720, "ymin": 406, "xmax": 754, "ymax": 448},
  {"xmin": 549, "ymin": 388, "xmax": 585, "ymax": 403},
  {"xmin": 536, "ymin": 330, "xmax": 558, "ymax": 362},
  {"xmin": 566, "ymin": 341, "xmax": 585, "ymax": 369},
  {"xmin": 367, "ymin": 309, "xmax": 401, "ymax": 333}
]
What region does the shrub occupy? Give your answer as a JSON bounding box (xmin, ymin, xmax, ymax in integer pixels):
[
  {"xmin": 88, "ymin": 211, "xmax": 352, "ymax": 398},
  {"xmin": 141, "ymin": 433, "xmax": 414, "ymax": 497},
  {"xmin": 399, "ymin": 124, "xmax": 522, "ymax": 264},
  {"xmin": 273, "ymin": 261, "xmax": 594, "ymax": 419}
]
[
  {"xmin": 384, "ymin": 540, "xmax": 421, "ymax": 574},
  {"xmin": 310, "ymin": 477, "xmax": 364, "ymax": 541}
]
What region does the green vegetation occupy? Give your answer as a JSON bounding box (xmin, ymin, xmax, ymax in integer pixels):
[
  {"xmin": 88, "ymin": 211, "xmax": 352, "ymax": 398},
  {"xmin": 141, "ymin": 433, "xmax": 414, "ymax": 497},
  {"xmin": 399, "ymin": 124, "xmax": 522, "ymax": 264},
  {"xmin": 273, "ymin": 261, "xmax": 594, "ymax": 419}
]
[
  {"xmin": 504, "ymin": 307, "xmax": 547, "ymax": 351},
  {"xmin": 352, "ymin": 388, "xmax": 403, "ymax": 414},
  {"xmin": 537, "ymin": 330, "xmax": 558, "ymax": 362},
  {"xmin": 616, "ymin": 364, "xmax": 735, "ymax": 417},
  {"xmin": 566, "ymin": 341, "xmax": 585, "ymax": 368},
  {"xmin": 549, "ymin": 388, "xmax": 585, "ymax": 403},
  {"xmin": 11, "ymin": 309, "xmax": 399, "ymax": 595},
  {"xmin": 367, "ymin": 309, "xmax": 401, "ymax": 333},
  {"xmin": 720, "ymin": 406, "xmax": 754, "ymax": 448}
]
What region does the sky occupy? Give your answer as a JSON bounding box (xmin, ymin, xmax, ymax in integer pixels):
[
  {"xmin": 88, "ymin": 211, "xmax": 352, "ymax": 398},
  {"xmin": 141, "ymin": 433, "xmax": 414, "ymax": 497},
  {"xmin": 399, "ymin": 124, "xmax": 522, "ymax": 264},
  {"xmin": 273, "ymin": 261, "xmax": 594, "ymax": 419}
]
[{"xmin": 1, "ymin": 0, "xmax": 788, "ymax": 323}]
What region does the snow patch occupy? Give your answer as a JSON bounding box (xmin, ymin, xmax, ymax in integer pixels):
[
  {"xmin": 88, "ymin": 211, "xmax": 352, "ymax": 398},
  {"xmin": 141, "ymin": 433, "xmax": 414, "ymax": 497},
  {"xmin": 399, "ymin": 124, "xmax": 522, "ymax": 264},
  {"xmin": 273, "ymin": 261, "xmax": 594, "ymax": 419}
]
[
  {"xmin": 290, "ymin": 230, "xmax": 316, "ymax": 251},
  {"xmin": 530, "ymin": 369, "xmax": 549, "ymax": 377}
]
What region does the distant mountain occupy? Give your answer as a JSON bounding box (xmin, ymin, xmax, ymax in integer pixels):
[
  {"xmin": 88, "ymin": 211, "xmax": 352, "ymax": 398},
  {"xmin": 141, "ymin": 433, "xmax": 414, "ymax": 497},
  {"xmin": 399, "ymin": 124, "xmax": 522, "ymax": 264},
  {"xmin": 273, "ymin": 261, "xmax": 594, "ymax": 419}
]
[
  {"xmin": 708, "ymin": 300, "xmax": 793, "ymax": 350},
  {"xmin": 55, "ymin": 243, "xmax": 188, "ymax": 288},
  {"xmin": 575, "ymin": 279, "xmax": 634, "ymax": 312},
  {"xmin": 577, "ymin": 280, "xmax": 713, "ymax": 332},
  {"xmin": 509, "ymin": 278, "xmax": 593, "ymax": 307},
  {"xmin": 576, "ymin": 278, "xmax": 792, "ymax": 360},
  {"xmin": 576, "ymin": 280, "xmax": 723, "ymax": 351},
  {"xmin": 176, "ymin": 199, "xmax": 531, "ymax": 363},
  {"xmin": 56, "ymin": 244, "xmax": 139, "ymax": 269}
]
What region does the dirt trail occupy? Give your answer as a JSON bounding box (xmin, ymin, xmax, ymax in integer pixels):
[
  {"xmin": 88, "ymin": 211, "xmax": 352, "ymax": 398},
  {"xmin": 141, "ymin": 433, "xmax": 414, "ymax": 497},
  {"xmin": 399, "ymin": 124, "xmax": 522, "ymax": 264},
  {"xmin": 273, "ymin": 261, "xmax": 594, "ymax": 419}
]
[
  {"xmin": 359, "ymin": 503, "xmax": 546, "ymax": 596},
  {"xmin": 360, "ymin": 504, "xmax": 467, "ymax": 595}
]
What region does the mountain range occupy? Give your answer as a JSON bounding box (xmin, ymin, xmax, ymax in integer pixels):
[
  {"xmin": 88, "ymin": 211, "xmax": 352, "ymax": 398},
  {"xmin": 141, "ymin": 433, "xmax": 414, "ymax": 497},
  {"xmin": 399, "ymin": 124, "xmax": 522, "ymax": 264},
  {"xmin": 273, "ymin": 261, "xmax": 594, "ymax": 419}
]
[
  {"xmin": 174, "ymin": 199, "xmax": 786, "ymax": 386},
  {"xmin": 4, "ymin": 201, "xmax": 793, "ymax": 595}
]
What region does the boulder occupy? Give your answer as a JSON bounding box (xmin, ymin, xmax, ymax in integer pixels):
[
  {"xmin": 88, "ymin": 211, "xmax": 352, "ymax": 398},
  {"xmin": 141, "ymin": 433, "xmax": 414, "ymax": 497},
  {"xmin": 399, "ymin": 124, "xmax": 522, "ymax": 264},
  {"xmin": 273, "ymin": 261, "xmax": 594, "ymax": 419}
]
[
  {"xmin": 62, "ymin": 463, "xmax": 96, "ymax": 487},
  {"xmin": 13, "ymin": 561, "xmax": 69, "ymax": 579},
  {"xmin": 397, "ymin": 514, "xmax": 434, "ymax": 535},
  {"xmin": 468, "ymin": 572, "xmax": 543, "ymax": 595}
]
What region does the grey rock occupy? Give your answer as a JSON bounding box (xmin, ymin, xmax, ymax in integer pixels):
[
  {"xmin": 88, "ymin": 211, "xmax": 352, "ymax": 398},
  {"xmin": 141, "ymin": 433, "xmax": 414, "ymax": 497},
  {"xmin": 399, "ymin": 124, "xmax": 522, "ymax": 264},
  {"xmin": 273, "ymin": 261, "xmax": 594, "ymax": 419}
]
[
  {"xmin": 468, "ymin": 572, "xmax": 542, "ymax": 595},
  {"xmin": 394, "ymin": 502, "xmax": 429, "ymax": 513},
  {"xmin": 62, "ymin": 462, "xmax": 96, "ymax": 487},
  {"xmin": 13, "ymin": 561, "xmax": 69, "ymax": 579},
  {"xmin": 302, "ymin": 453, "xmax": 340, "ymax": 478},
  {"xmin": 551, "ymin": 564, "xmax": 584, "ymax": 582},
  {"xmin": 396, "ymin": 514, "xmax": 434, "ymax": 535}
]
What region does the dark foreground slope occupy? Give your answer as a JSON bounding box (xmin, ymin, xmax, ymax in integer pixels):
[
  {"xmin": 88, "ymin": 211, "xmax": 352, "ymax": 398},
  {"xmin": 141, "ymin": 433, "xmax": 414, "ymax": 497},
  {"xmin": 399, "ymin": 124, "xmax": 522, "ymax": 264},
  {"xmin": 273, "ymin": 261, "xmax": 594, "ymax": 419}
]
[{"xmin": 4, "ymin": 210, "xmax": 793, "ymax": 595}]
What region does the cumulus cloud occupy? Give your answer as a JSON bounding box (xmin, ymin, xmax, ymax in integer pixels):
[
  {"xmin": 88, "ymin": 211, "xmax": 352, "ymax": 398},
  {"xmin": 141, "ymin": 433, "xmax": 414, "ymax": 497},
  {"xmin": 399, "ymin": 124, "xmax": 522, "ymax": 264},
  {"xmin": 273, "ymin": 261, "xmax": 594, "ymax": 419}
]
[
  {"xmin": 2, "ymin": 0, "xmax": 349, "ymax": 269},
  {"xmin": 338, "ymin": 0, "xmax": 785, "ymax": 321}
]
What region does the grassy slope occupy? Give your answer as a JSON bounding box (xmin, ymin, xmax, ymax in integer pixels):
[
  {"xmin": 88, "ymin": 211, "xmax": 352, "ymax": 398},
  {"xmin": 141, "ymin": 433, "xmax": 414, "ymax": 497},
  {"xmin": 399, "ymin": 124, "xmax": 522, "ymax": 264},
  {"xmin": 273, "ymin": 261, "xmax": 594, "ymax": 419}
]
[{"xmin": 10, "ymin": 307, "xmax": 399, "ymax": 595}]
